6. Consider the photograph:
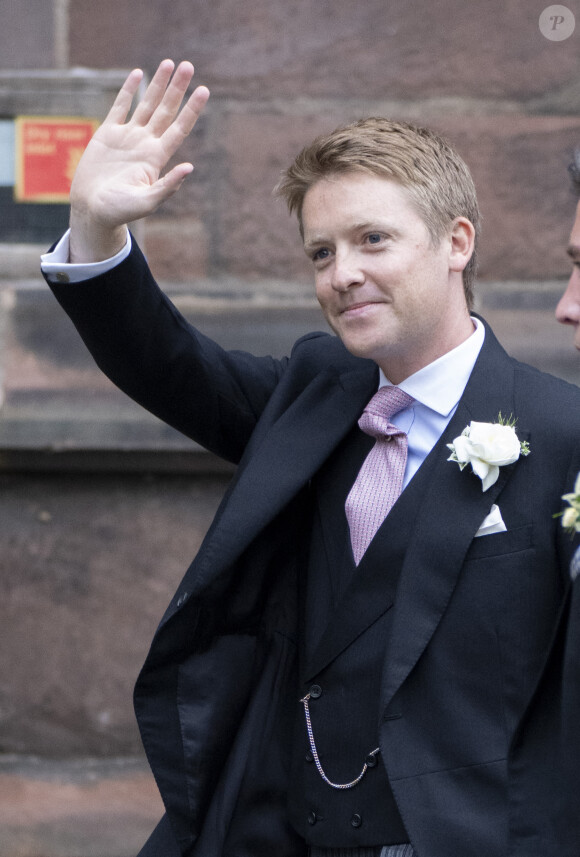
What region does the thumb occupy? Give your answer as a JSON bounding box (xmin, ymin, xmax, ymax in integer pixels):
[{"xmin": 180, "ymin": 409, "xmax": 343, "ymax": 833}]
[{"xmin": 155, "ymin": 163, "xmax": 194, "ymax": 200}]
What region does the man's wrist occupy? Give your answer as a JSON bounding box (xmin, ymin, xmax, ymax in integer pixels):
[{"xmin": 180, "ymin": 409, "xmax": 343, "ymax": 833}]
[
  {"xmin": 68, "ymin": 211, "xmax": 129, "ymax": 264},
  {"xmin": 41, "ymin": 229, "xmax": 132, "ymax": 284}
]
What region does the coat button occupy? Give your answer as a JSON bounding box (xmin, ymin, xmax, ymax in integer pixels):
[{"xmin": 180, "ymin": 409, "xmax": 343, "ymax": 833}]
[
  {"xmin": 307, "ymin": 811, "xmax": 317, "ymax": 825},
  {"xmin": 365, "ymin": 753, "xmax": 378, "ymax": 768},
  {"xmin": 351, "ymin": 813, "xmax": 362, "ymax": 828},
  {"xmin": 309, "ymin": 684, "xmax": 322, "ymax": 698},
  {"xmin": 305, "ymin": 750, "xmax": 314, "ymax": 762}
]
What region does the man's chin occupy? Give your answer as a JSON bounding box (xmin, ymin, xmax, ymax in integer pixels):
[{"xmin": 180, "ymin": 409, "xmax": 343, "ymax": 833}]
[{"xmin": 340, "ymin": 339, "xmax": 383, "ymax": 363}]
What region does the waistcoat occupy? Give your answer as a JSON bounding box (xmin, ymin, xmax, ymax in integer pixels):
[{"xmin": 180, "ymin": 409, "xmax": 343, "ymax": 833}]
[{"xmin": 287, "ymin": 426, "xmax": 422, "ymax": 847}]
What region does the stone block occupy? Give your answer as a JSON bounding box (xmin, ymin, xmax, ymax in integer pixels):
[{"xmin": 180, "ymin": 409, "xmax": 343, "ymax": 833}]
[
  {"xmin": 69, "ymin": 0, "xmax": 580, "ymax": 102},
  {"xmin": 144, "ymin": 216, "xmax": 210, "ymax": 281},
  {"xmin": 195, "ymin": 110, "xmax": 580, "ymax": 283},
  {"xmin": 0, "ymin": 245, "xmax": 51, "ymax": 280},
  {"xmin": 426, "ymin": 113, "xmax": 580, "ymax": 281},
  {"xmin": 197, "ymin": 111, "xmax": 346, "ymax": 281},
  {"xmin": 0, "ymin": 69, "xmax": 132, "ymax": 120},
  {"xmin": 0, "ymin": 757, "xmax": 162, "ymax": 857},
  {"xmin": 0, "ymin": 281, "xmax": 327, "ymax": 456},
  {"xmin": 58, "ymin": 3, "xmax": 580, "ymax": 285},
  {"xmin": 0, "ymin": 471, "xmax": 229, "ymax": 755},
  {"xmin": 0, "ymin": 0, "xmax": 54, "ymax": 69},
  {"xmin": 478, "ymin": 302, "xmax": 580, "ymax": 387}
]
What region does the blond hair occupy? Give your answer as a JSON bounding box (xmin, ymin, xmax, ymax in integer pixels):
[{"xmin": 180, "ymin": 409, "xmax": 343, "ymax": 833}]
[{"xmin": 275, "ymin": 118, "xmax": 480, "ymax": 307}]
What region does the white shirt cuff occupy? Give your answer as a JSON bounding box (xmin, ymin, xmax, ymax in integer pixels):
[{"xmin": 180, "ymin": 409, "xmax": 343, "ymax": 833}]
[{"xmin": 41, "ymin": 229, "xmax": 132, "ymax": 283}]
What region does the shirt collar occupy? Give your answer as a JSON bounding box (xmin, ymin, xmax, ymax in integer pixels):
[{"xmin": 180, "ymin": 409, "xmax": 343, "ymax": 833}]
[{"xmin": 378, "ymin": 317, "xmax": 485, "ymax": 417}]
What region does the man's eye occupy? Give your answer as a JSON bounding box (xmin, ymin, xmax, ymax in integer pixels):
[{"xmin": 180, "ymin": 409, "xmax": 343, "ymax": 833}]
[
  {"xmin": 312, "ymin": 248, "xmax": 330, "ymax": 262},
  {"xmin": 366, "ymin": 233, "xmax": 383, "ymax": 245}
]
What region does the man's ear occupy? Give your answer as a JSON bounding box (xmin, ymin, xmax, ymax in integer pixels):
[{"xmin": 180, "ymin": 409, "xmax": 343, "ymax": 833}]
[{"xmin": 448, "ymin": 217, "xmax": 475, "ymax": 273}]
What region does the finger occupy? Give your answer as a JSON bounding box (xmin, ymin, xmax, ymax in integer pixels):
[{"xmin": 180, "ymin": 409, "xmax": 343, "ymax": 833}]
[
  {"xmin": 104, "ymin": 68, "xmax": 145, "ymax": 125},
  {"xmin": 147, "ymin": 61, "xmax": 197, "ymax": 136},
  {"xmin": 160, "ymin": 85, "xmax": 210, "ymax": 159},
  {"xmin": 131, "ymin": 59, "xmax": 176, "ymax": 126}
]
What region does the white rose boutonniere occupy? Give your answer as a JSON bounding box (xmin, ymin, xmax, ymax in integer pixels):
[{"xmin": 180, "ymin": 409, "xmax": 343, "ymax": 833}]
[
  {"xmin": 447, "ymin": 414, "xmax": 530, "ymax": 492},
  {"xmin": 559, "ymin": 472, "xmax": 580, "ymax": 535}
]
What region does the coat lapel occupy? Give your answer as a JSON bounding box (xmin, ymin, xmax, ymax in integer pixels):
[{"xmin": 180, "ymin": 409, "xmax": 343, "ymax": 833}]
[
  {"xmin": 305, "ymin": 322, "xmax": 526, "ymax": 684},
  {"xmin": 303, "ymin": 460, "xmax": 430, "ymax": 680},
  {"xmin": 380, "ymin": 324, "xmax": 527, "ymax": 712},
  {"xmin": 190, "ymin": 361, "xmax": 378, "ymax": 590}
]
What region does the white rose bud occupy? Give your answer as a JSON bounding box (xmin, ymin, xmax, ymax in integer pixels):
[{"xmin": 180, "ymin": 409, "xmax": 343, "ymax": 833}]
[
  {"xmin": 562, "ymin": 507, "xmax": 578, "ymax": 531},
  {"xmin": 448, "ymin": 421, "xmax": 523, "ymax": 492},
  {"xmin": 466, "ymin": 422, "xmax": 522, "ymax": 466}
]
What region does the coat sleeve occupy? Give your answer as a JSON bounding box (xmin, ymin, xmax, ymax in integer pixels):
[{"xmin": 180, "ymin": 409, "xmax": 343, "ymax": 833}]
[{"xmin": 45, "ymin": 239, "xmax": 289, "ymax": 464}]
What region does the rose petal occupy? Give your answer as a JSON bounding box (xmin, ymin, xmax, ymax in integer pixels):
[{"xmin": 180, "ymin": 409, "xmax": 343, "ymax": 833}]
[
  {"xmin": 469, "ymin": 457, "xmax": 490, "ymax": 483},
  {"xmin": 467, "ymin": 422, "xmax": 521, "ymax": 465},
  {"xmin": 451, "ymin": 435, "xmax": 472, "ymax": 464},
  {"xmin": 481, "ymin": 465, "xmax": 500, "ymax": 492}
]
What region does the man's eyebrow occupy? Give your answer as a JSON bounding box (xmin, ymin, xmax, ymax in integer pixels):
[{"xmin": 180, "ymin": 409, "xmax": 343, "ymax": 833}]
[
  {"xmin": 303, "ymin": 235, "xmax": 326, "ymax": 249},
  {"xmin": 303, "ymin": 221, "xmax": 394, "ymax": 249},
  {"xmin": 303, "ymin": 237, "xmax": 329, "ymax": 256}
]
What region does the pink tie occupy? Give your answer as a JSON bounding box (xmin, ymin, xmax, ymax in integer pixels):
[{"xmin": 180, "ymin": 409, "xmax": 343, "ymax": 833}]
[{"xmin": 346, "ymin": 386, "xmax": 414, "ymax": 565}]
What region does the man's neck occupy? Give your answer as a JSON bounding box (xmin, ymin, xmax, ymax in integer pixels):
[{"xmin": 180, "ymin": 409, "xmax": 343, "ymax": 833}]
[{"xmin": 379, "ymin": 316, "xmax": 477, "ymax": 385}]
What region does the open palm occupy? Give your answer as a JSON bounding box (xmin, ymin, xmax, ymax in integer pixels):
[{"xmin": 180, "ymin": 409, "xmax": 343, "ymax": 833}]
[{"xmin": 69, "ymin": 60, "xmax": 209, "ymax": 260}]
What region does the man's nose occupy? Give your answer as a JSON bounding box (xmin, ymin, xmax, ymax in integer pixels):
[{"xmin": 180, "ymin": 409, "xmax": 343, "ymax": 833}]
[
  {"xmin": 556, "ymin": 271, "xmax": 580, "ymax": 326},
  {"xmin": 331, "ymin": 248, "xmax": 365, "ymax": 291}
]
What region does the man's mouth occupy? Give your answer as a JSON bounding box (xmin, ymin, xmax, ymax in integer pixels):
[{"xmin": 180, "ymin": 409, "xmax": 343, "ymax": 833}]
[{"xmin": 340, "ymin": 300, "xmax": 383, "ymax": 315}]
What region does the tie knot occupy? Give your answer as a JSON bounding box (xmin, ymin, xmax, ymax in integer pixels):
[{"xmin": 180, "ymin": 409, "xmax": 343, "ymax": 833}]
[{"xmin": 358, "ymin": 386, "xmax": 414, "ymax": 439}]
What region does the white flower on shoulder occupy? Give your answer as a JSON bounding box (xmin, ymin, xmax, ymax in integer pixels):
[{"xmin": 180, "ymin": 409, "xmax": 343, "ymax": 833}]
[{"xmin": 447, "ymin": 414, "xmax": 530, "ymax": 492}]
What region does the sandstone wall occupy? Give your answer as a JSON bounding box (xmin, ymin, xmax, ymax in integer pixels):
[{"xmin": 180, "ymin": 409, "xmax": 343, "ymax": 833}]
[{"xmin": 1, "ymin": 0, "xmax": 579, "ymax": 762}]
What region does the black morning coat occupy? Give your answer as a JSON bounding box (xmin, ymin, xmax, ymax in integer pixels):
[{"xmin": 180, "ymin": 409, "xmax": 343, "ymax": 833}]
[{"xmin": 45, "ymin": 239, "xmax": 580, "ymax": 857}]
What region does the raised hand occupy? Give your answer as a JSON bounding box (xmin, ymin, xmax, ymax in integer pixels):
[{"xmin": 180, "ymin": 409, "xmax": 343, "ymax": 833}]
[{"xmin": 69, "ymin": 59, "xmax": 210, "ymax": 263}]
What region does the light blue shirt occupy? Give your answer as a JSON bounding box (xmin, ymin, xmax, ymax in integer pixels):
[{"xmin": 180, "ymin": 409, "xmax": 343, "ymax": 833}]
[{"xmin": 379, "ymin": 318, "xmax": 485, "ymax": 488}]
